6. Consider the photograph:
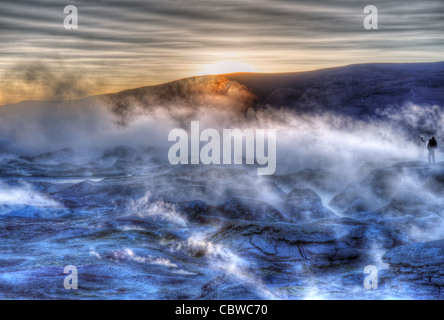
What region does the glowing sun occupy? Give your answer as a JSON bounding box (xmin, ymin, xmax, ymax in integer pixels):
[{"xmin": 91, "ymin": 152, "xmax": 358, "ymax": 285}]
[{"xmin": 198, "ymin": 61, "xmax": 255, "ymax": 75}]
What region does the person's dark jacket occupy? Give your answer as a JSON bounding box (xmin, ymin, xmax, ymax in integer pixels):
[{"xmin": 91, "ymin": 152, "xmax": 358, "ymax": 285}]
[{"xmin": 428, "ymin": 138, "xmax": 438, "ymax": 150}]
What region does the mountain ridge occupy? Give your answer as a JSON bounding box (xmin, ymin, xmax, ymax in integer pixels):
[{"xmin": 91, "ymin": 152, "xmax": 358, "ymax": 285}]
[
  {"xmin": 104, "ymin": 61, "xmax": 444, "ymax": 121},
  {"xmin": 1, "ymin": 62, "xmax": 443, "ymax": 126}
]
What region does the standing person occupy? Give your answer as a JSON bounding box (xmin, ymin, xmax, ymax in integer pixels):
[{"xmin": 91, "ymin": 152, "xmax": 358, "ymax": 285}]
[
  {"xmin": 416, "ymin": 136, "xmax": 426, "ymax": 159},
  {"xmin": 427, "ymin": 137, "xmax": 438, "ymax": 164}
]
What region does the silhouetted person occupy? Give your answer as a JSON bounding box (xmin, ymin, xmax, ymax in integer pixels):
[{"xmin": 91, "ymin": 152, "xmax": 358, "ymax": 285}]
[
  {"xmin": 416, "ymin": 136, "xmax": 426, "ymax": 159},
  {"xmin": 427, "ymin": 137, "xmax": 438, "ymax": 164}
]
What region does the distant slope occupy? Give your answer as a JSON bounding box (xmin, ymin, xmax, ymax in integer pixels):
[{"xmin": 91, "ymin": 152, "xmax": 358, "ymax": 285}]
[
  {"xmin": 100, "ymin": 62, "xmax": 444, "ymax": 120},
  {"xmin": 2, "ymin": 62, "xmax": 444, "ymax": 122},
  {"xmin": 227, "ymin": 62, "xmax": 444, "ymax": 118},
  {"xmin": 1, "ymin": 62, "xmax": 444, "ymax": 154}
]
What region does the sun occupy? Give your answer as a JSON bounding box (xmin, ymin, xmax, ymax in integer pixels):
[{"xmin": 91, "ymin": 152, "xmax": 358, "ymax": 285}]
[{"xmin": 198, "ymin": 61, "xmax": 255, "ymax": 76}]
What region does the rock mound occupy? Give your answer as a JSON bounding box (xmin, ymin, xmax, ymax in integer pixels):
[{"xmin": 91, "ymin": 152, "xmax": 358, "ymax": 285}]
[{"xmin": 382, "ymin": 240, "xmax": 444, "ymax": 287}]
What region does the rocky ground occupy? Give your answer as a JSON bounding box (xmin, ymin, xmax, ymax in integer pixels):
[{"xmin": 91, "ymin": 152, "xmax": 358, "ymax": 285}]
[{"xmin": 0, "ymin": 146, "xmax": 443, "ymax": 299}]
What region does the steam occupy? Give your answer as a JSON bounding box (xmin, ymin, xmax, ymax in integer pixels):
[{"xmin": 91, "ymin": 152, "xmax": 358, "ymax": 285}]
[
  {"xmin": 0, "ymin": 182, "xmax": 60, "ymax": 208},
  {"xmin": 0, "ymin": 182, "xmax": 65, "ymax": 218},
  {"xmin": 2, "ymin": 62, "xmax": 106, "ymax": 104},
  {"xmin": 1, "ymin": 74, "xmax": 439, "ymax": 174},
  {"xmin": 89, "ymin": 248, "xmax": 178, "ymax": 268},
  {"xmin": 173, "ymin": 230, "xmax": 279, "ymax": 299},
  {"xmin": 103, "ymin": 76, "xmax": 256, "ymax": 126},
  {"xmin": 376, "ymin": 103, "xmax": 444, "ymax": 137},
  {"xmin": 127, "ymin": 192, "xmax": 188, "ymax": 227}
]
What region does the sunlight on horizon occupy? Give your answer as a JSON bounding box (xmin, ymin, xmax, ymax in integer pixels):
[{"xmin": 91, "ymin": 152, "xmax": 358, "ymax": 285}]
[{"xmin": 197, "ymin": 61, "xmax": 256, "ymax": 76}]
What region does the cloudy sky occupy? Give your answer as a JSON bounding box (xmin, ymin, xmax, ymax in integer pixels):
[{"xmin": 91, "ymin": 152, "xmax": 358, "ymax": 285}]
[{"xmin": 1, "ymin": 0, "xmax": 443, "ymax": 104}]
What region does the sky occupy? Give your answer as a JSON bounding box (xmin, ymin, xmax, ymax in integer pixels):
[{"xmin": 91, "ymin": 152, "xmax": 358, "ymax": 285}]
[{"xmin": 0, "ymin": 0, "xmax": 443, "ymax": 105}]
